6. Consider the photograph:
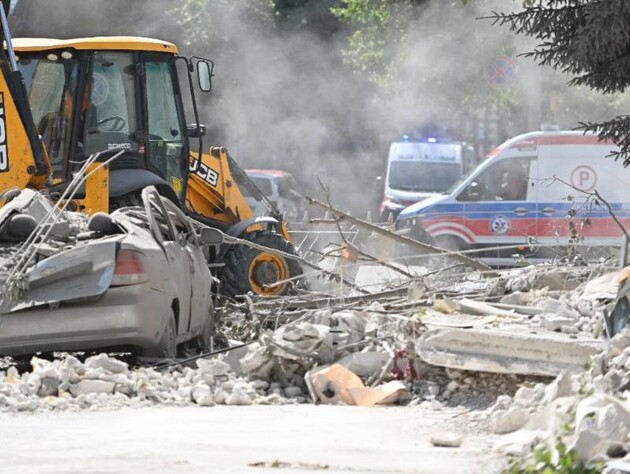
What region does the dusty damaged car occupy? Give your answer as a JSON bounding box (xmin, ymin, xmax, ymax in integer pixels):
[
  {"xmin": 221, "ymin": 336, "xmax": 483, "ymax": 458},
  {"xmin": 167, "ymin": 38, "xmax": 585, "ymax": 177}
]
[{"xmin": 0, "ymin": 186, "xmax": 222, "ymax": 358}]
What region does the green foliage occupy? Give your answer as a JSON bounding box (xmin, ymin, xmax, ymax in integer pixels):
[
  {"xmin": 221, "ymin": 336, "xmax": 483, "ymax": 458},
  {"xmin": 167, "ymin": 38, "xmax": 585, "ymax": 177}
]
[
  {"xmin": 490, "ymin": 1, "xmax": 630, "ymax": 165},
  {"xmin": 331, "ymin": 0, "xmax": 413, "ymax": 86},
  {"xmin": 172, "ymin": 0, "xmax": 274, "ymax": 48},
  {"xmin": 507, "ymin": 438, "xmax": 604, "ymax": 474}
]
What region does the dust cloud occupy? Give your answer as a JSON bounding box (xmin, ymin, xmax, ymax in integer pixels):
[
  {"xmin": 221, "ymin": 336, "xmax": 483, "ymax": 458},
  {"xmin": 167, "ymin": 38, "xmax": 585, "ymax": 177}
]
[{"xmin": 8, "ymin": 0, "xmax": 624, "ymax": 214}]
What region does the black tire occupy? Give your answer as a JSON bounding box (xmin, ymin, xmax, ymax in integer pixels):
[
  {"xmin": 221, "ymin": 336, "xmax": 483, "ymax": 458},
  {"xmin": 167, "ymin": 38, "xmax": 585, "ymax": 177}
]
[
  {"xmin": 220, "ymin": 231, "xmax": 303, "ymax": 298},
  {"xmin": 142, "ymin": 314, "xmax": 177, "ymax": 358},
  {"xmin": 435, "ymin": 236, "xmax": 466, "ymax": 252}
]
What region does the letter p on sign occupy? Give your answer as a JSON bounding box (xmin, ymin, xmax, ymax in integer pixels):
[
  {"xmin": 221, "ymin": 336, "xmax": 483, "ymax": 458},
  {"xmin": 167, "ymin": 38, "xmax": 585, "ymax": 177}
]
[{"xmin": 570, "ymin": 165, "xmax": 597, "ymax": 192}]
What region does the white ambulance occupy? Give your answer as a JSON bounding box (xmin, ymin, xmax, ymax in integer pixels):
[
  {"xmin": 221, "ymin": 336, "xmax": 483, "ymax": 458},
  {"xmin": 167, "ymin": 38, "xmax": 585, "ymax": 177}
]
[
  {"xmin": 379, "ymin": 137, "xmax": 468, "ymax": 219},
  {"xmin": 396, "ymin": 131, "xmax": 629, "ymax": 266}
]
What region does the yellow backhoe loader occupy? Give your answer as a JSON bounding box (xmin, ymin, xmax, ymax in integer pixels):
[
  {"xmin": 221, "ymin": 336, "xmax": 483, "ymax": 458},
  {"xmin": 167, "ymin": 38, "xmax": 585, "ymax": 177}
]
[{"xmin": 0, "ymin": 1, "xmax": 302, "ymax": 298}]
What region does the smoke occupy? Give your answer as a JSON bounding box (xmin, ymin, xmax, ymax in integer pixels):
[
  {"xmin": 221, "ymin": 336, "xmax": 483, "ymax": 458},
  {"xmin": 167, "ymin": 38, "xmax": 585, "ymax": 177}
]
[{"xmin": 9, "ymin": 0, "xmax": 626, "ymax": 214}]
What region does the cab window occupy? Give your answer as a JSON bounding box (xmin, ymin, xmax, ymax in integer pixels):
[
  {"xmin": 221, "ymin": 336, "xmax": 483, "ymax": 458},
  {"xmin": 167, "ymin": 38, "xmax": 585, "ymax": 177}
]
[
  {"xmin": 145, "ymin": 60, "xmax": 185, "ymax": 199},
  {"xmin": 84, "ymin": 52, "xmax": 139, "ymax": 156},
  {"xmin": 457, "ymin": 157, "xmax": 534, "ymax": 202},
  {"xmin": 18, "ymin": 55, "xmax": 79, "ymax": 180}
]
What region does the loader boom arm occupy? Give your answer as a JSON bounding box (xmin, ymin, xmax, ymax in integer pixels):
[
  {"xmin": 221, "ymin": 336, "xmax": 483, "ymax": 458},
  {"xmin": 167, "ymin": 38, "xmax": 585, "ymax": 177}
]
[{"xmin": 0, "ymin": 2, "xmax": 50, "ymax": 192}]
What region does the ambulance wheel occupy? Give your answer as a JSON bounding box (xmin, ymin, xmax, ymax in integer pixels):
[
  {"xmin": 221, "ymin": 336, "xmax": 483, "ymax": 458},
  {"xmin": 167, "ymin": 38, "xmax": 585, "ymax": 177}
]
[
  {"xmin": 435, "ymin": 236, "xmax": 466, "ymax": 252},
  {"xmin": 220, "ymin": 231, "xmax": 303, "ymax": 298}
]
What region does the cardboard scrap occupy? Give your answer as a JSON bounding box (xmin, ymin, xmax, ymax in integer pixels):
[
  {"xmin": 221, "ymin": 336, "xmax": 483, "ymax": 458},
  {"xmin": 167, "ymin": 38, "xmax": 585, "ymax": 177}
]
[{"xmin": 305, "ymin": 363, "xmax": 407, "ymax": 406}]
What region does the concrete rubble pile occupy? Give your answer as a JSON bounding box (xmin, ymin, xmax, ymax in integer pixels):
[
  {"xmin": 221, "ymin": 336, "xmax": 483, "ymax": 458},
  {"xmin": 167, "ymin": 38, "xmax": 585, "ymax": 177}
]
[
  {"xmin": 0, "ymin": 353, "xmax": 301, "ymax": 413},
  {"xmin": 4, "ymin": 188, "xmax": 630, "ymax": 471},
  {"xmin": 448, "ymin": 267, "xmax": 630, "ymax": 471}
]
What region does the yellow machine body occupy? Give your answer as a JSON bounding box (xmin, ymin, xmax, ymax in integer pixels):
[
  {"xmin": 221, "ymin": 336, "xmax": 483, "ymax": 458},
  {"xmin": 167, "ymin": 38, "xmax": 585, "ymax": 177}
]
[
  {"xmin": 0, "ymin": 64, "xmax": 49, "ymax": 192},
  {"xmin": 0, "ymin": 34, "xmax": 299, "ymax": 296}
]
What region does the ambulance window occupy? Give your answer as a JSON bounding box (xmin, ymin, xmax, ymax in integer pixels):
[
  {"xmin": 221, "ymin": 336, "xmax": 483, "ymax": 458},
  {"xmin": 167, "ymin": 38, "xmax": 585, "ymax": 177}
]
[{"xmin": 458, "ymin": 157, "xmax": 533, "ymax": 202}]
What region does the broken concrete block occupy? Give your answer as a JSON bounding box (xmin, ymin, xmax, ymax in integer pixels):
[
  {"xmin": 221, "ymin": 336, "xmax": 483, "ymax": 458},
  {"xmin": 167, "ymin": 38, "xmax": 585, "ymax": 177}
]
[
  {"xmin": 84, "ymin": 353, "xmax": 129, "ymax": 374},
  {"xmin": 538, "ymin": 298, "xmax": 579, "ymax": 318},
  {"xmin": 37, "ymin": 377, "xmax": 60, "ymax": 397},
  {"xmin": 23, "ymin": 373, "xmax": 41, "ymax": 397},
  {"xmin": 541, "ymin": 315, "xmax": 577, "ymax": 331},
  {"xmin": 574, "ymin": 395, "xmax": 630, "ymax": 461},
  {"xmin": 69, "ymin": 380, "xmax": 115, "ymax": 397},
  {"xmin": 611, "ymin": 328, "xmax": 630, "ymax": 354},
  {"xmin": 226, "ymin": 384, "xmax": 253, "ymax": 406},
  {"xmin": 500, "ymin": 292, "xmax": 531, "ymax": 306},
  {"xmin": 491, "ymin": 407, "xmax": 529, "ymax": 434},
  {"xmin": 114, "ymin": 383, "xmax": 133, "ymax": 397},
  {"xmin": 191, "ymin": 383, "xmax": 214, "ymax": 407},
  {"xmin": 531, "ymin": 271, "xmax": 581, "ymax": 292},
  {"xmin": 283, "ymin": 386, "xmax": 302, "ymax": 398},
  {"xmin": 336, "ymin": 352, "xmax": 389, "ymax": 378},
  {"xmin": 561, "ymin": 325, "xmax": 579, "ymax": 335},
  {"xmin": 542, "ymin": 372, "xmax": 573, "ymax": 403},
  {"xmin": 430, "ymin": 432, "xmax": 463, "ymax": 448},
  {"xmin": 196, "ymin": 359, "xmax": 230, "ymax": 377},
  {"xmin": 605, "ymin": 369, "xmax": 624, "ymax": 392},
  {"xmin": 240, "ymin": 345, "xmax": 275, "ymax": 380},
  {"xmin": 592, "ymin": 375, "xmax": 609, "ymax": 394},
  {"xmin": 251, "ymin": 380, "xmax": 269, "ymax": 391},
  {"xmin": 221, "ymin": 342, "xmax": 250, "ymax": 375},
  {"xmin": 513, "ymin": 386, "xmax": 544, "ymax": 408},
  {"xmin": 446, "ymin": 380, "xmax": 459, "ymax": 392},
  {"xmin": 489, "ymin": 395, "xmax": 513, "ymax": 414},
  {"xmin": 417, "ymin": 327, "xmax": 602, "ymax": 376}
]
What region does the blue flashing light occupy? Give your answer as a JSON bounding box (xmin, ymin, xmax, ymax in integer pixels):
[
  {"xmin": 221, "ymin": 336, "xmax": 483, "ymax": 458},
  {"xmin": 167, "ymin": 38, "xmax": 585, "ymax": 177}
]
[
  {"xmin": 402, "ymin": 134, "xmax": 410, "ymax": 142},
  {"xmin": 427, "ymin": 137, "xmax": 437, "ymax": 143}
]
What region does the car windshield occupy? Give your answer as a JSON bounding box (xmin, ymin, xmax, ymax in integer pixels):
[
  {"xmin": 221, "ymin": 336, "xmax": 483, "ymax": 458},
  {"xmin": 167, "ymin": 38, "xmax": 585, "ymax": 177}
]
[
  {"xmin": 388, "ymin": 161, "xmax": 462, "ymax": 192},
  {"xmin": 18, "ymin": 55, "xmax": 79, "ymax": 180},
  {"xmin": 242, "ymin": 176, "xmax": 273, "ymax": 197}
]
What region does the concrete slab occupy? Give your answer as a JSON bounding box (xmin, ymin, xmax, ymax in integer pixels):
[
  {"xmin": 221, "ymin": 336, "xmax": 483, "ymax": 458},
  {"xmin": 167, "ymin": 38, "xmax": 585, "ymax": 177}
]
[{"xmin": 417, "ymin": 326, "xmax": 602, "ymax": 376}]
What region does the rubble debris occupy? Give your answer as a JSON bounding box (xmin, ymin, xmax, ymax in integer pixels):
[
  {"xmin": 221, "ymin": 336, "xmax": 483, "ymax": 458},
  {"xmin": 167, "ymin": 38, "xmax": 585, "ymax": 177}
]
[
  {"xmin": 6, "ymin": 183, "xmax": 630, "ymax": 473},
  {"xmin": 491, "ymin": 407, "xmax": 530, "ymax": 434},
  {"xmin": 0, "ymin": 354, "xmax": 300, "ymax": 413},
  {"xmin": 430, "ymin": 432, "xmax": 463, "ymax": 448}
]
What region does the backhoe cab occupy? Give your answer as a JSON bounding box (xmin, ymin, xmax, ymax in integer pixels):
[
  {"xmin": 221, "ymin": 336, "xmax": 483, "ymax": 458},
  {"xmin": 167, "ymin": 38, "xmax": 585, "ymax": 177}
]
[{"xmin": 1, "ymin": 33, "xmax": 302, "ymax": 297}]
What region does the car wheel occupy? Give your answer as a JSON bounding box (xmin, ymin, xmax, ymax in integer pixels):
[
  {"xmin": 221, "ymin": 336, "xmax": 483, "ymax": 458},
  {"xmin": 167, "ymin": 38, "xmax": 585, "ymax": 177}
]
[
  {"xmin": 435, "ymin": 236, "xmax": 466, "ymax": 252},
  {"xmin": 143, "ymin": 314, "xmax": 177, "ymax": 358}
]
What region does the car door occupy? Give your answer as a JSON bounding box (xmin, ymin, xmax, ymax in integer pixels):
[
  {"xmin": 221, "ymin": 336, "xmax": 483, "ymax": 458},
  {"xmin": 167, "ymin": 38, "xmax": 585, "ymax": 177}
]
[
  {"xmin": 457, "ymin": 156, "xmax": 537, "ymax": 264},
  {"xmin": 163, "ymin": 200, "xmax": 213, "ymax": 335},
  {"xmin": 143, "ymin": 189, "xmax": 193, "ymax": 338}
]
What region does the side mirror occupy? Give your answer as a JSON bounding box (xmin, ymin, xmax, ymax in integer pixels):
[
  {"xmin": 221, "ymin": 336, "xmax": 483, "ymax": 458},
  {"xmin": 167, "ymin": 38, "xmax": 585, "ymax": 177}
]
[
  {"xmin": 198, "ymin": 227, "xmax": 223, "ymax": 246},
  {"xmin": 197, "ymin": 60, "xmax": 214, "ymax": 93},
  {"xmin": 187, "ymin": 123, "xmax": 206, "ymax": 138}
]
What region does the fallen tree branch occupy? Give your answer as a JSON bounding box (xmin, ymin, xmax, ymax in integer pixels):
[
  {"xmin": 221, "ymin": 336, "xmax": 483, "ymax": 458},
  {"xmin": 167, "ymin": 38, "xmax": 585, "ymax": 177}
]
[{"xmin": 305, "ymin": 196, "xmax": 497, "ymax": 276}]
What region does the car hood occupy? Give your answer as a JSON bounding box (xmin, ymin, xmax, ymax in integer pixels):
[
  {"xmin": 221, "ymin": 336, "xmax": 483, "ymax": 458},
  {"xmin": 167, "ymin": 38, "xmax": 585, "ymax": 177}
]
[{"xmin": 399, "ymin": 195, "xmax": 449, "ymax": 218}]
